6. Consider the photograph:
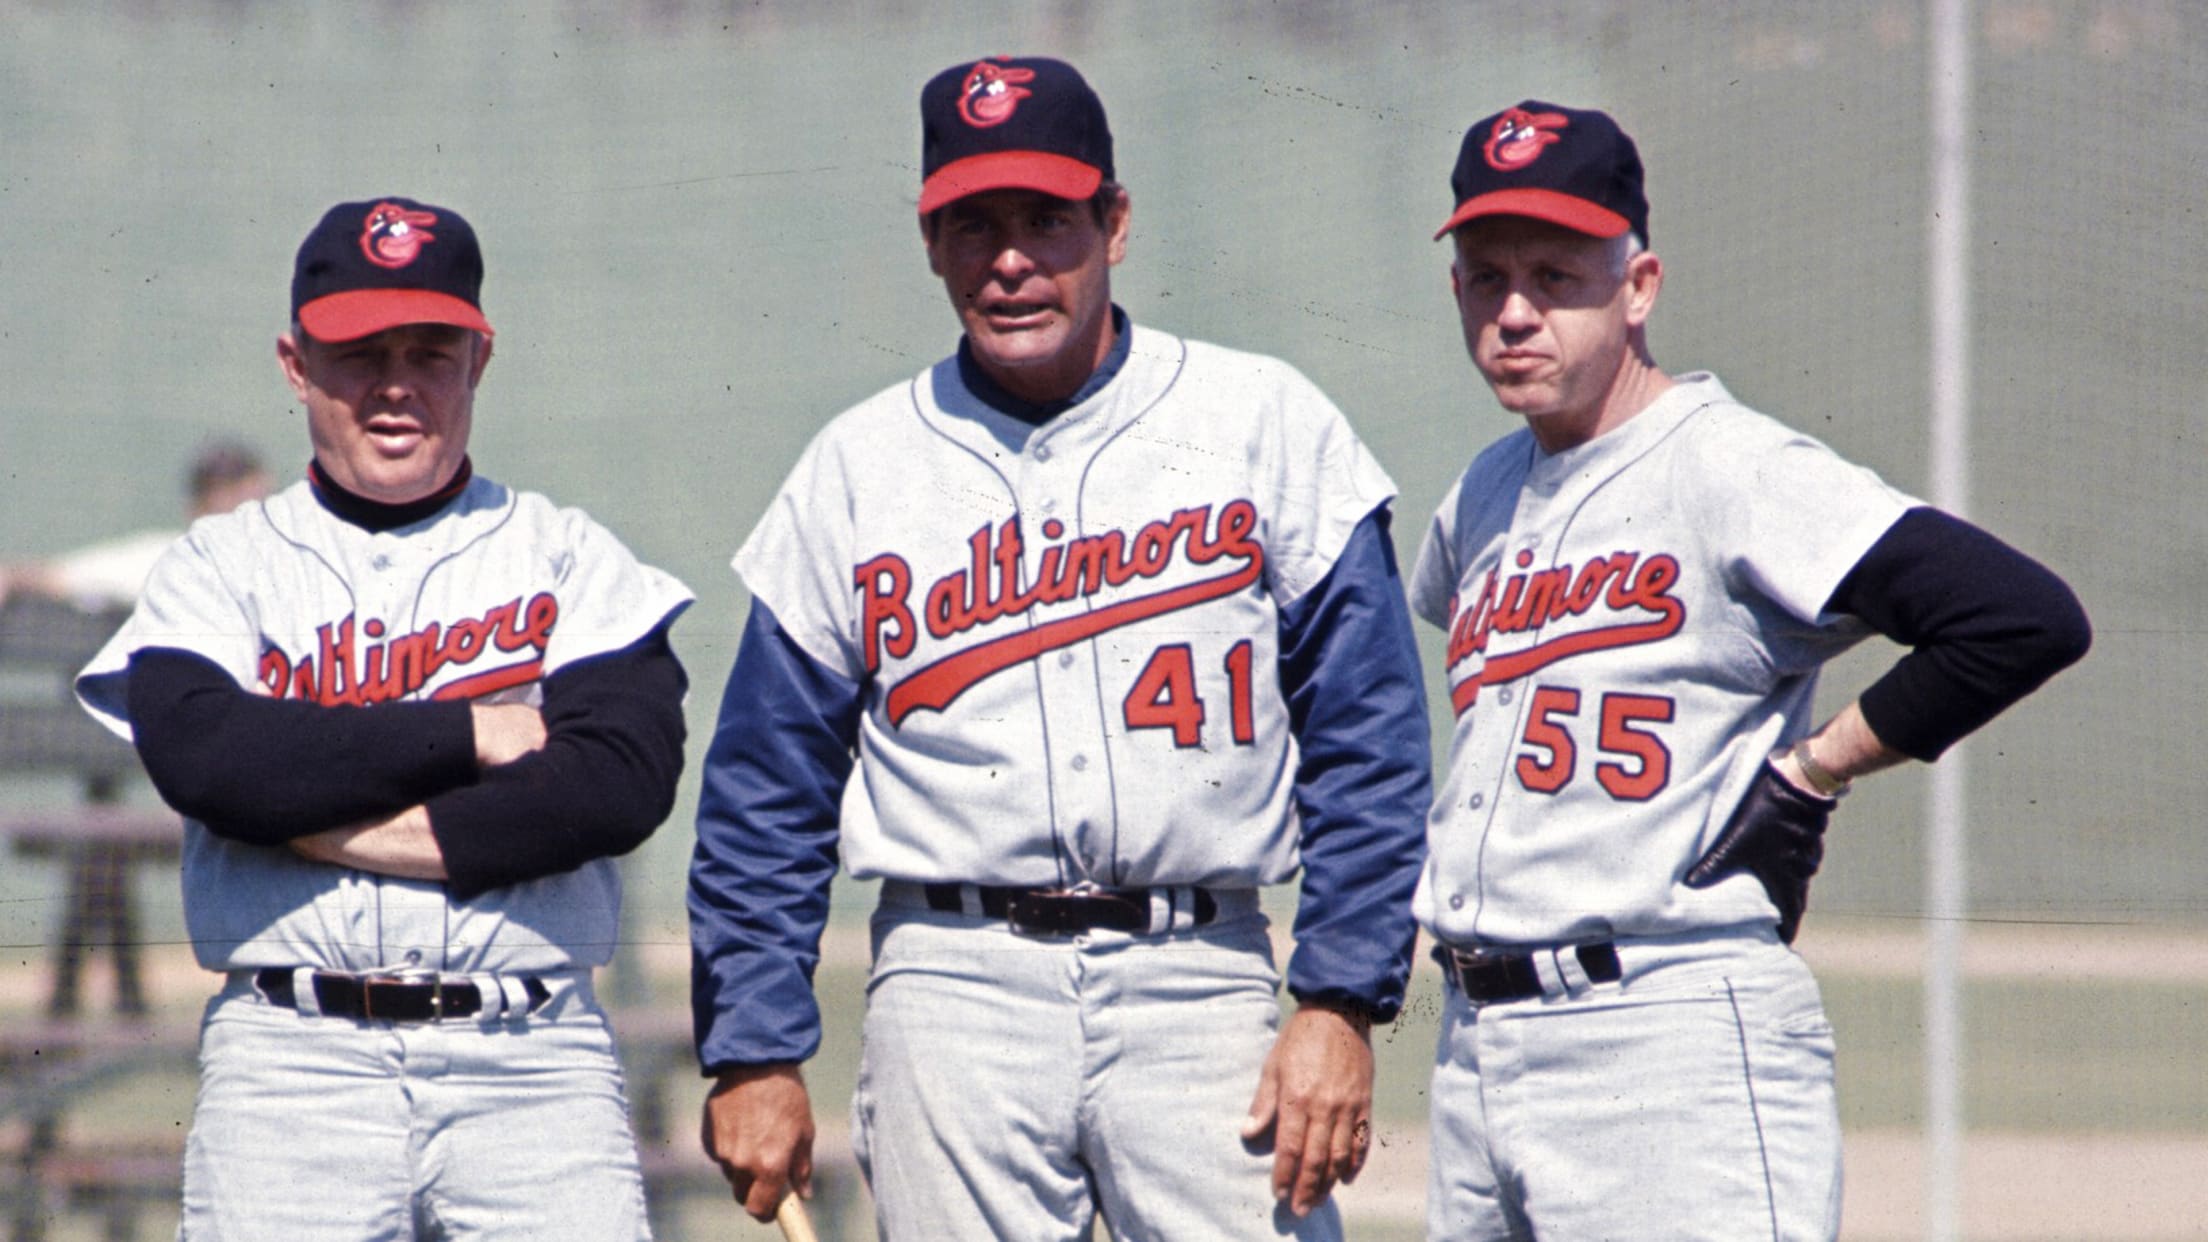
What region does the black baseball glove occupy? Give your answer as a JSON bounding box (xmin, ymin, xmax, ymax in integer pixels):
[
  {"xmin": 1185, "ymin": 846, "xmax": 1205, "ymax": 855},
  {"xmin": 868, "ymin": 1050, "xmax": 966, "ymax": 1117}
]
[{"xmin": 1683, "ymin": 759, "xmax": 1835, "ymax": 944}]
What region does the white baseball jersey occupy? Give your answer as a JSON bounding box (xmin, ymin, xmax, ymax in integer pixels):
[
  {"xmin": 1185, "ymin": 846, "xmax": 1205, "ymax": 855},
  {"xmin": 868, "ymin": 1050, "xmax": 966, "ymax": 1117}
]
[
  {"xmin": 76, "ymin": 473, "xmax": 692, "ymax": 974},
  {"xmin": 735, "ymin": 323, "xmax": 1395, "ymax": 887},
  {"xmin": 1410, "ymin": 373, "xmax": 1915, "ymax": 946}
]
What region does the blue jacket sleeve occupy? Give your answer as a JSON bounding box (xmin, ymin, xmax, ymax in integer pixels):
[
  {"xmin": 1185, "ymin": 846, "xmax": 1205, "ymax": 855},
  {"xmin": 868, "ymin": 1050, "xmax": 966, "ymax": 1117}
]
[
  {"xmin": 688, "ymin": 600, "xmax": 861, "ymax": 1073},
  {"xmin": 1277, "ymin": 507, "xmax": 1433, "ymax": 1024}
]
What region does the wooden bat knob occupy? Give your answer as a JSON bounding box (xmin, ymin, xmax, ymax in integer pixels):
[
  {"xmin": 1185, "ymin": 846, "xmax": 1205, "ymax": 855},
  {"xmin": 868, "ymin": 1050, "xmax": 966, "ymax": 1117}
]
[{"xmin": 775, "ymin": 1194, "xmax": 821, "ymax": 1242}]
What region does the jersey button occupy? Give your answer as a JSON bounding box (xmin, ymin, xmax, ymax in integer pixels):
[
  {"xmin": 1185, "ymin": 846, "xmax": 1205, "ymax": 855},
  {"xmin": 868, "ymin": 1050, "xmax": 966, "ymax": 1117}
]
[
  {"xmin": 1497, "ymin": 687, "xmax": 1514, "ymax": 705},
  {"xmin": 1469, "ymin": 793, "xmax": 1484, "ymax": 809},
  {"xmin": 1070, "ymin": 754, "xmax": 1088, "ymax": 771},
  {"xmin": 1034, "ymin": 444, "xmax": 1053, "ymax": 461},
  {"xmin": 1449, "ymin": 895, "xmax": 1465, "ymax": 910},
  {"xmin": 1057, "ymin": 652, "xmax": 1075, "ymax": 669}
]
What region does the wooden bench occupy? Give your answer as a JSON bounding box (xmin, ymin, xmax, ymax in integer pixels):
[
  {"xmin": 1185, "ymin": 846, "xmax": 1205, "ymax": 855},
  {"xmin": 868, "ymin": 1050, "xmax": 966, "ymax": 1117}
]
[
  {"xmin": 0, "ymin": 593, "xmax": 197, "ymax": 1242},
  {"xmin": 0, "ymin": 594, "xmax": 171, "ymax": 1020},
  {"xmin": 0, "ymin": 1017, "xmax": 198, "ymax": 1242}
]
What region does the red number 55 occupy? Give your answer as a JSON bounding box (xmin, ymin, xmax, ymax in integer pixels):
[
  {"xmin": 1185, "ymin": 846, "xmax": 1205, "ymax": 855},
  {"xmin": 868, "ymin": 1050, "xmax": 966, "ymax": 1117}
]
[{"xmin": 1514, "ymin": 686, "xmax": 1674, "ymax": 800}]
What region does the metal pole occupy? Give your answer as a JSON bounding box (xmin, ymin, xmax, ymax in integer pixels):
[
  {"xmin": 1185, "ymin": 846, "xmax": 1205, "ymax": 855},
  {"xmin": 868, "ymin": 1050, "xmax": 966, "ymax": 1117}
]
[{"xmin": 1925, "ymin": 1, "xmax": 1973, "ymax": 1238}]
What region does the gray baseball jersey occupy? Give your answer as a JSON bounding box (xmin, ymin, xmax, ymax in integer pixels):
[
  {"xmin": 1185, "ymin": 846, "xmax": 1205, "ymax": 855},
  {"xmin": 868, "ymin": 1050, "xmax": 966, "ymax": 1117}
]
[
  {"xmin": 733, "ymin": 323, "xmax": 1396, "ymax": 888},
  {"xmin": 1409, "ymin": 373, "xmax": 1915, "ymax": 946},
  {"xmin": 76, "ymin": 473, "xmax": 692, "ymax": 975}
]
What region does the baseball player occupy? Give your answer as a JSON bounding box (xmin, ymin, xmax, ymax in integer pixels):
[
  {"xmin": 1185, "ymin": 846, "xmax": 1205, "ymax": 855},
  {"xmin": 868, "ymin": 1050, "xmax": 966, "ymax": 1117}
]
[
  {"xmin": 0, "ymin": 440, "xmax": 269, "ymax": 612},
  {"xmin": 1414, "ymin": 102, "xmax": 2092, "ymax": 1239},
  {"xmin": 75, "ymin": 196, "xmax": 692, "ymax": 1240},
  {"xmin": 688, "ymin": 56, "xmax": 1431, "ymax": 1240}
]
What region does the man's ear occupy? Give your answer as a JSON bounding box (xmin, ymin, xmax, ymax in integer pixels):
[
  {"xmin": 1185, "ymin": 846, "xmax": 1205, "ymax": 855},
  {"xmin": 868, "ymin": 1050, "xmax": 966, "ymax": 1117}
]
[
  {"xmin": 276, "ymin": 333, "xmax": 312, "ymax": 403},
  {"xmin": 1623, "ymin": 249, "xmax": 1663, "ymax": 328},
  {"xmin": 470, "ymin": 332, "xmax": 495, "ymax": 387},
  {"xmin": 920, "ymin": 213, "xmax": 945, "ymax": 278},
  {"xmin": 1102, "ymin": 187, "xmax": 1132, "ymax": 267}
]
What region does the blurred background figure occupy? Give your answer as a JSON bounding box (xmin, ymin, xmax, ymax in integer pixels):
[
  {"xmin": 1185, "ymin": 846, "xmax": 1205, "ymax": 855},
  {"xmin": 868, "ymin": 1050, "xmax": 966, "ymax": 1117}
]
[
  {"xmin": 0, "ymin": 439, "xmax": 268, "ymax": 1019},
  {"xmin": 0, "ymin": 439, "xmax": 270, "ymax": 611}
]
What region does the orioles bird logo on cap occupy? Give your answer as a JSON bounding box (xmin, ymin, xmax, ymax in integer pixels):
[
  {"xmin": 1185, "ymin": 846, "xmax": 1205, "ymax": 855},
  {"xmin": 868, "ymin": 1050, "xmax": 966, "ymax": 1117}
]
[
  {"xmin": 958, "ymin": 60, "xmax": 1035, "ymax": 128},
  {"xmin": 359, "ymin": 202, "xmax": 440, "ymax": 270},
  {"xmin": 1484, "ymin": 107, "xmax": 1569, "ymax": 172}
]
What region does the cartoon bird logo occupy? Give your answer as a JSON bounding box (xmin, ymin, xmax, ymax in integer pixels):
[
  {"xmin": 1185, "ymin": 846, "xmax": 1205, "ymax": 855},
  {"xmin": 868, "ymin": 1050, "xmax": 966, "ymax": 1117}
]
[
  {"xmin": 1483, "ymin": 108, "xmax": 1570, "ymax": 172},
  {"xmin": 958, "ymin": 60, "xmax": 1036, "ymax": 128},
  {"xmin": 358, "ymin": 202, "xmax": 440, "ymax": 270}
]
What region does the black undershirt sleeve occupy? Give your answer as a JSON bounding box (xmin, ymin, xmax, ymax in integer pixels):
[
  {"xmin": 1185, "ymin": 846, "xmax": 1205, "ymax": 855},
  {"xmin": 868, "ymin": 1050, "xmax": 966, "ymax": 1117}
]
[
  {"xmin": 1825, "ymin": 507, "xmax": 2091, "ymax": 762},
  {"xmin": 125, "ymin": 629, "xmax": 689, "ymax": 895},
  {"xmin": 428, "ymin": 627, "xmax": 688, "ymax": 898},
  {"xmin": 126, "ymin": 647, "xmax": 478, "ymax": 844}
]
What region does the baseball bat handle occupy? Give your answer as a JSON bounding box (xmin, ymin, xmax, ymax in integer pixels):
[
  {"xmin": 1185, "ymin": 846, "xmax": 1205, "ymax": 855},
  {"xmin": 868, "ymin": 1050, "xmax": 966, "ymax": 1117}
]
[{"xmin": 775, "ymin": 1193, "xmax": 821, "ymax": 1242}]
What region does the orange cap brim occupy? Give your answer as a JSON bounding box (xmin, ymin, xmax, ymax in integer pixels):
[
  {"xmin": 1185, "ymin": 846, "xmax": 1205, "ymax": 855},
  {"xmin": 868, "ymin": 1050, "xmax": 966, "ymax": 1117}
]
[
  {"xmin": 919, "ymin": 151, "xmax": 1104, "ymax": 215},
  {"xmin": 1433, "ymin": 187, "xmax": 1631, "ymax": 241},
  {"xmin": 298, "ymin": 288, "xmax": 494, "ymax": 343}
]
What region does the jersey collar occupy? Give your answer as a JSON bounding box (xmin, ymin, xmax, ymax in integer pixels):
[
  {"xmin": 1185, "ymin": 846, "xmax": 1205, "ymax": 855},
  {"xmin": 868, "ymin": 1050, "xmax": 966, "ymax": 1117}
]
[
  {"xmin": 955, "ymin": 304, "xmax": 1133, "ymax": 426},
  {"xmin": 307, "ymin": 457, "xmax": 475, "ymax": 532}
]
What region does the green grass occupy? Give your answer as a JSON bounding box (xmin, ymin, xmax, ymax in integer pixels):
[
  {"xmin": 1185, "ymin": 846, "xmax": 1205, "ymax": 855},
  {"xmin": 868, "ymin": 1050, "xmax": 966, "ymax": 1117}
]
[{"xmin": 1823, "ymin": 975, "xmax": 2208, "ymax": 1133}]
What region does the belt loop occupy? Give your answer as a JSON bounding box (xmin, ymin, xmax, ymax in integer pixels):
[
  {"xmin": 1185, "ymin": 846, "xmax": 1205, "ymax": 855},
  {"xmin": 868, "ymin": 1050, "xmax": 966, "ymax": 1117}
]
[
  {"xmin": 1170, "ymin": 885, "xmax": 1198, "ymax": 933},
  {"xmin": 1532, "ymin": 949, "xmax": 1568, "ymax": 999},
  {"xmin": 482, "ymin": 974, "xmax": 522, "ymax": 1024},
  {"xmin": 959, "ymin": 884, "xmax": 984, "ymax": 918},
  {"xmin": 1554, "ymin": 946, "xmax": 1594, "ymax": 995},
  {"xmin": 290, "ymin": 967, "xmax": 325, "ymax": 1018}
]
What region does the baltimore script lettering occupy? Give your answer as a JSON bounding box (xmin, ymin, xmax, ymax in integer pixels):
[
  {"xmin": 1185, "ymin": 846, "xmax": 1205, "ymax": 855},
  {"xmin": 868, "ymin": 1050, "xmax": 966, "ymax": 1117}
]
[
  {"xmin": 258, "ymin": 592, "xmax": 560, "ymax": 706},
  {"xmin": 854, "ymin": 500, "xmax": 1265, "ymax": 725},
  {"xmin": 1445, "ymin": 548, "xmax": 1686, "ymax": 712}
]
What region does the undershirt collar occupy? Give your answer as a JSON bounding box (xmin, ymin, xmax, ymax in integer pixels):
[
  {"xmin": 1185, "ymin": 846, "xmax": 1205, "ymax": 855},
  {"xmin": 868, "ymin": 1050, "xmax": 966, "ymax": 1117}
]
[
  {"xmin": 956, "ymin": 305, "xmax": 1132, "ymax": 426},
  {"xmin": 308, "ymin": 457, "xmax": 473, "ymax": 532}
]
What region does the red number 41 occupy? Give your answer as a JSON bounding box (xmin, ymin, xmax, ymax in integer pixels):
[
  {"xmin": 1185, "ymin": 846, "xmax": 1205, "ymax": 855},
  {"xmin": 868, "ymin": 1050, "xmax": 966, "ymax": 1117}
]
[
  {"xmin": 1513, "ymin": 686, "xmax": 1675, "ymax": 800},
  {"xmin": 1123, "ymin": 641, "xmax": 1258, "ymax": 749}
]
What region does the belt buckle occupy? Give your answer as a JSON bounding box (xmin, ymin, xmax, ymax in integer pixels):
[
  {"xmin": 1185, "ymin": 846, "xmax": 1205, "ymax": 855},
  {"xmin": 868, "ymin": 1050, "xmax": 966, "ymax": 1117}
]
[
  {"xmin": 1016, "ymin": 884, "xmax": 1152, "ymax": 935},
  {"xmin": 361, "ymin": 967, "xmax": 441, "ymax": 1022},
  {"xmin": 1439, "ymin": 945, "xmax": 1520, "ymax": 1002},
  {"xmin": 1007, "ymin": 888, "xmax": 1090, "ymax": 935}
]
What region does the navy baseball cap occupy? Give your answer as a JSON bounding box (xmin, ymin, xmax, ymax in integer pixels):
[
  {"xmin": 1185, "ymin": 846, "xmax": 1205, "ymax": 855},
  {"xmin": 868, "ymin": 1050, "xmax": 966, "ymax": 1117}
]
[
  {"xmin": 1435, "ymin": 102, "xmax": 1649, "ymax": 244},
  {"xmin": 290, "ymin": 197, "xmax": 493, "ymax": 342},
  {"xmin": 919, "ymin": 56, "xmax": 1114, "ymax": 215}
]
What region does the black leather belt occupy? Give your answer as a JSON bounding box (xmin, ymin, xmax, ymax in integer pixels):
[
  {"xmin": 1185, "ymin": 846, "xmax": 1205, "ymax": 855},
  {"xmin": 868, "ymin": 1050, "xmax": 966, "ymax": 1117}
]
[
  {"xmin": 255, "ymin": 969, "xmax": 550, "ymax": 1023},
  {"xmin": 1433, "ymin": 942, "xmax": 1621, "ymax": 1004},
  {"xmin": 922, "ymin": 883, "xmax": 1219, "ymax": 935}
]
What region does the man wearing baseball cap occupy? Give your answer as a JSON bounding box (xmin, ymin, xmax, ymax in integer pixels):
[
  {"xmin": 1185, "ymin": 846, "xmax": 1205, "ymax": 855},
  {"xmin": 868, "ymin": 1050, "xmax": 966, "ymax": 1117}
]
[
  {"xmin": 690, "ymin": 57, "xmax": 1431, "ymax": 1238},
  {"xmin": 76, "ymin": 197, "xmax": 692, "ymax": 1239},
  {"xmin": 1414, "ymin": 102, "xmax": 2089, "ymax": 1237}
]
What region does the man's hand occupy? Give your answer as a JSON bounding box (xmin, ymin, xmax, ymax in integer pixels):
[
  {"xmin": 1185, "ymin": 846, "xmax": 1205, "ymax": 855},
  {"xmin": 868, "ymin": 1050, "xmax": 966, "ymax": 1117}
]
[
  {"xmin": 289, "ymin": 807, "xmax": 447, "ymax": 880},
  {"xmin": 471, "ymin": 703, "xmax": 546, "ymax": 768},
  {"xmin": 1240, "ymin": 1002, "xmax": 1375, "ymax": 1217},
  {"xmin": 702, "ymin": 1063, "xmax": 815, "ymax": 1223},
  {"xmin": 1683, "ymin": 759, "xmax": 1832, "ymax": 943}
]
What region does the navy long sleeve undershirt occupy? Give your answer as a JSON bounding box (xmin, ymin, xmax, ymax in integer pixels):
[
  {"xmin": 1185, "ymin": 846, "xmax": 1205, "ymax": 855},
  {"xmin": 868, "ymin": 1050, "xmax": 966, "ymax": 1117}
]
[
  {"xmin": 126, "ymin": 628, "xmax": 687, "ymax": 897},
  {"xmin": 1826, "ymin": 506, "xmax": 2090, "ymax": 760}
]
